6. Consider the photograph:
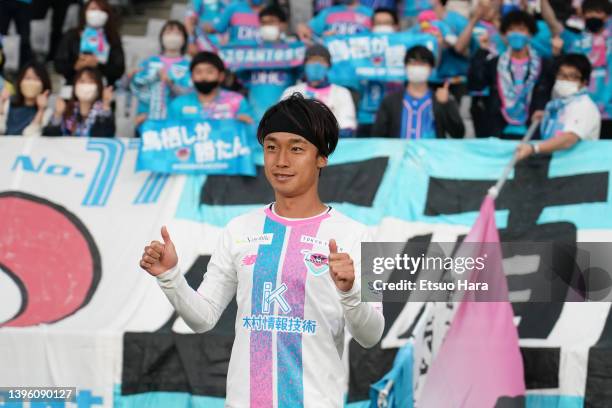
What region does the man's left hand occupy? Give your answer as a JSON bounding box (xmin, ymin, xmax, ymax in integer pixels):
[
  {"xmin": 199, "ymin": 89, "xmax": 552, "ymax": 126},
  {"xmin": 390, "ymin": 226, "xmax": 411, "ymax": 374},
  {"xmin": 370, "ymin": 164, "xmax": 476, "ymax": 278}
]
[{"xmin": 328, "ymin": 239, "xmax": 355, "ymax": 292}]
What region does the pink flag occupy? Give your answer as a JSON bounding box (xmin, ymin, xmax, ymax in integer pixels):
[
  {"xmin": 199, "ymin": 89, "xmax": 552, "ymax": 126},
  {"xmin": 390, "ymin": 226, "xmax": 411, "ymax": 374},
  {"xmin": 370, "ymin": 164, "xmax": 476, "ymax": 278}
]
[{"xmin": 419, "ymin": 195, "xmax": 525, "ymax": 408}]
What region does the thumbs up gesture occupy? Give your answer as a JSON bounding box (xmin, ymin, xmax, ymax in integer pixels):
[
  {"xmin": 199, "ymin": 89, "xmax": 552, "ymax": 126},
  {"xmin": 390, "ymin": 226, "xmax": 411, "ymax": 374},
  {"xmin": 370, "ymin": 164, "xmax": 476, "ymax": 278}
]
[
  {"xmin": 140, "ymin": 226, "xmax": 179, "ymax": 276},
  {"xmin": 328, "ymin": 239, "xmax": 355, "ymax": 292}
]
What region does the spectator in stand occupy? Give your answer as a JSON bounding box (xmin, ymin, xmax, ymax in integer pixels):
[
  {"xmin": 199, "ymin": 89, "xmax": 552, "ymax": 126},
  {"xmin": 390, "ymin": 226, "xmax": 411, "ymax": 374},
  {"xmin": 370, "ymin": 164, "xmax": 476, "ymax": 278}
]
[
  {"xmin": 130, "ymin": 20, "xmax": 192, "ymax": 126},
  {"xmin": 54, "ymin": 0, "xmax": 125, "ymax": 86},
  {"xmin": 297, "ymin": 0, "xmax": 373, "ymax": 43},
  {"xmin": 168, "ymin": 51, "xmax": 254, "ymax": 124},
  {"xmin": 185, "ymin": 0, "xmax": 230, "ymax": 52},
  {"xmin": 516, "ymin": 54, "xmax": 600, "ymax": 160},
  {"xmin": 239, "ymin": 5, "xmax": 299, "ymax": 122},
  {"xmin": 281, "ymin": 44, "xmax": 357, "ymax": 137},
  {"xmin": 468, "ymin": 10, "xmax": 554, "ymax": 139},
  {"xmin": 541, "ymin": 0, "xmax": 612, "ymax": 138},
  {"xmin": 357, "ymin": 7, "xmax": 404, "ymax": 136},
  {"xmin": 201, "ymin": 0, "xmax": 267, "ymax": 46},
  {"xmin": 0, "ymin": 61, "xmax": 52, "ymax": 136},
  {"xmin": 32, "ymin": 0, "xmax": 82, "ymax": 61},
  {"xmin": 43, "ymin": 67, "xmax": 115, "ymax": 137},
  {"xmin": 0, "ymin": 0, "xmax": 33, "ymax": 69},
  {"xmin": 372, "ymin": 45, "xmax": 464, "ymax": 138}
]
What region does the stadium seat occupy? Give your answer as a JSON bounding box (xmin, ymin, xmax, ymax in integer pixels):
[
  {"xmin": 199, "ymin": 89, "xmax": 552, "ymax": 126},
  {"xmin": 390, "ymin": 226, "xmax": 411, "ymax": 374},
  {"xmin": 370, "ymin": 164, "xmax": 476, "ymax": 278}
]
[
  {"xmin": 1, "ymin": 35, "xmax": 20, "ymax": 73},
  {"xmin": 146, "ymin": 18, "xmax": 167, "ymax": 39}
]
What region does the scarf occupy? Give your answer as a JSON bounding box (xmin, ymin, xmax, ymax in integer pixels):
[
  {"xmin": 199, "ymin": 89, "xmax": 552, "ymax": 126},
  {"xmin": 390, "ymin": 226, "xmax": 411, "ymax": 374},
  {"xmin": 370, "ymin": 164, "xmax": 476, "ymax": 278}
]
[
  {"xmin": 63, "ymin": 100, "xmax": 106, "ymax": 137},
  {"xmin": 496, "ymin": 47, "xmax": 541, "ymax": 126},
  {"xmin": 540, "ymin": 89, "xmax": 588, "ymax": 140}
]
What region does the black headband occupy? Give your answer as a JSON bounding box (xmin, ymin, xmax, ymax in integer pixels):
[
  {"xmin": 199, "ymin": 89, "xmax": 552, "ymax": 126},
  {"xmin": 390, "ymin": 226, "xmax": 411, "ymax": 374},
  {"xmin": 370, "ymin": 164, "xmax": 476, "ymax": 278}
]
[{"xmin": 259, "ymin": 106, "xmax": 327, "ymax": 155}]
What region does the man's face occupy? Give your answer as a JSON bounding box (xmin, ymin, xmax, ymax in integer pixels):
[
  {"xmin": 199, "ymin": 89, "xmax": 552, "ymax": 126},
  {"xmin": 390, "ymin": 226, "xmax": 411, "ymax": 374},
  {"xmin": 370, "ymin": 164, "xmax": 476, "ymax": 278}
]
[
  {"xmin": 557, "ymin": 65, "xmax": 585, "ymax": 87},
  {"xmin": 263, "ymin": 132, "xmax": 327, "ymax": 198},
  {"xmin": 372, "ymin": 12, "xmax": 398, "ymax": 32},
  {"xmin": 191, "ymin": 63, "xmax": 223, "ymax": 84}
]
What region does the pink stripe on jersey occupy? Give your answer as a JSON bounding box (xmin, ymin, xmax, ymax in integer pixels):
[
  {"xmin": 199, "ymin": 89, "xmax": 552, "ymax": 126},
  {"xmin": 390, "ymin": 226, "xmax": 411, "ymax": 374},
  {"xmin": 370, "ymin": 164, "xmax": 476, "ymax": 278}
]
[
  {"xmin": 264, "ymin": 206, "xmax": 331, "ymax": 227},
  {"xmin": 231, "ymin": 12, "xmax": 259, "ymax": 26},
  {"xmin": 326, "ymin": 11, "xmax": 372, "ymax": 27}
]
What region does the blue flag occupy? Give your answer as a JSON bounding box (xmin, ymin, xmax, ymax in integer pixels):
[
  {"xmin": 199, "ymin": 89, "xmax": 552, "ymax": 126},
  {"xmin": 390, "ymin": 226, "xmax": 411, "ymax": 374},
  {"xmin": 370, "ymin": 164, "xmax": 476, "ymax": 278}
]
[{"xmin": 137, "ymin": 119, "xmax": 256, "ymax": 175}]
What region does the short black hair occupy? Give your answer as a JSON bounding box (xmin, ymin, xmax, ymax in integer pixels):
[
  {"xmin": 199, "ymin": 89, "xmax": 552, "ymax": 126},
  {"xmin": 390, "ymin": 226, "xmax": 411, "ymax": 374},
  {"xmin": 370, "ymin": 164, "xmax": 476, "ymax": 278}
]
[
  {"xmin": 159, "ymin": 20, "xmax": 189, "ymax": 55},
  {"xmin": 373, "ymin": 7, "xmax": 399, "ymax": 25},
  {"xmin": 190, "ymin": 51, "xmax": 225, "ymax": 73},
  {"xmin": 500, "ymin": 10, "xmax": 538, "ymax": 35},
  {"xmin": 582, "ymin": 0, "xmax": 612, "ymax": 15},
  {"xmin": 259, "ymin": 4, "xmax": 288, "ymax": 22},
  {"xmin": 557, "ymin": 53, "xmax": 592, "ymax": 84},
  {"xmin": 404, "ymin": 45, "xmax": 435, "ymax": 67},
  {"xmin": 13, "ymin": 61, "xmax": 52, "ymax": 107},
  {"xmin": 257, "ymin": 93, "xmax": 339, "ymax": 157}
]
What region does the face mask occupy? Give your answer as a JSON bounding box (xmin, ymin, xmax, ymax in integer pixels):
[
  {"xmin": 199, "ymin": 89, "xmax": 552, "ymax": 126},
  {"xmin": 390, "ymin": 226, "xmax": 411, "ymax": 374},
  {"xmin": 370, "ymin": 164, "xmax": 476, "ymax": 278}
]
[
  {"xmin": 20, "ymin": 79, "xmax": 43, "ymax": 99},
  {"xmin": 553, "ymin": 79, "xmax": 580, "ymax": 98},
  {"xmin": 585, "ymin": 17, "xmax": 605, "ymax": 33},
  {"xmin": 162, "ymin": 33, "xmax": 184, "ymax": 51},
  {"xmin": 260, "ymin": 25, "xmax": 281, "ymax": 42},
  {"xmin": 86, "ymin": 10, "xmax": 108, "ymax": 28},
  {"xmin": 406, "ymin": 65, "xmax": 431, "ymax": 83},
  {"xmin": 194, "ymin": 80, "xmax": 219, "ymax": 95},
  {"xmin": 75, "ymin": 83, "xmax": 99, "ymax": 102},
  {"xmin": 304, "ymin": 62, "xmax": 329, "ymax": 83},
  {"xmin": 506, "ymin": 31, "xmax": 530, "ymax": 50},
  {"xmin": 372, "ymin": 25, "xmax": 395, "ymax": 33}
]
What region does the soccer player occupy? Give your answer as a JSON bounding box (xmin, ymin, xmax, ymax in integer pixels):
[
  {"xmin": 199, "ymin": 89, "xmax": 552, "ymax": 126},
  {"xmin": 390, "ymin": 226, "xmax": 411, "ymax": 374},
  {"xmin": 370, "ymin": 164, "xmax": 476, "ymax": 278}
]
[{"xmin": 139, "ymin": 94, "xmax": 384, "ymax": 407}]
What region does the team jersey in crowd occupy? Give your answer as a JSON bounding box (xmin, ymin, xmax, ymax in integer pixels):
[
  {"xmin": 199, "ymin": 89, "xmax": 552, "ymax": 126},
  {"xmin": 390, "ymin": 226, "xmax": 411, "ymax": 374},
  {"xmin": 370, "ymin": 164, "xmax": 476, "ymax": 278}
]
[
  {"xmin": 130, "ymin": 55, "xmax": 192, "ymax": 120},
  {"xmin": 309, "ymin": 5, "xmax": 373, "ymax": 37},
  {"xmin": 561, "ymin": 26, "xmax": 612, "ymax": 118},
  {"xmin": 357, "ymin": 80, "xmax": 403, "ymax": 125},
  {"xmin": 214, "ymin": 1, "xmax": 260, "ymax": 45},
  {"xmin": 240, "ymin": 68, "xmax": 298, "ymax": 122},
  {"xmin": 402, "ymin": 0, "xmax": 433, "ymax": 18},
  {"xmin": 401, "ymin": 90, "xmax": 436, "ymax": 139},
  {"xmin": 80, "ymin": 27, "xmax": 110, "ymax": 65},
  {"xmin": 540, "ymin": 90, "xmax": 601, "ymax": 140},
  {"xmin": 168, "ymin": 89, "xmax": 253, "ymax": 120},
  {"xmin": 156, "ymin": 204, "xmax": 384, "ymax": 408},
  {"xmin": 282, "ymin": 82, "xmax": 357, "ymax": 132},
  {"xmin": 188, "ymin": 0, "xmax": 230, "ymax": 24}
]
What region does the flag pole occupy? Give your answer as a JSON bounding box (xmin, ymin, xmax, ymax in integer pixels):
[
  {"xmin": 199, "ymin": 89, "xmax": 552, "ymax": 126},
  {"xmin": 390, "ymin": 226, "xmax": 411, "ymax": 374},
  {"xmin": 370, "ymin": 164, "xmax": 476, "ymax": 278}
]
[{"xmin": 488, "ymin": 120, "xmax": 541, "ymax": 199}]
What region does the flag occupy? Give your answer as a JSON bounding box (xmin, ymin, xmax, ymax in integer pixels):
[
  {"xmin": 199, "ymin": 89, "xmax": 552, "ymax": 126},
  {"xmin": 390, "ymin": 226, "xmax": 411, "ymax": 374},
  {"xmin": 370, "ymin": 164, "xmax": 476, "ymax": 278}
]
[{"xmin": 418, "ymin": 195, "xmax": 526, "ymax": 408}]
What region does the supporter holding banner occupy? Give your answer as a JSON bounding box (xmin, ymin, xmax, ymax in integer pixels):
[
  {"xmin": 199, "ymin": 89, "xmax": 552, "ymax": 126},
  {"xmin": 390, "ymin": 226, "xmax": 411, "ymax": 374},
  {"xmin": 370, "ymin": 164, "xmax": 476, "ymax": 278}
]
[
  {"xmin": 516, "ymin": 53, "xmax": 601, "ymax": 160},
  {"xmin": 541, "ymin": 0, "xmax": 612, "ymax": 138},
  {"xmin": 168, "ymin": 51, "xmax": 255, "ymax": 128},
  {"xmin": 372, "ymin": 45, "xmax": 464, "ymax": 139},
  {"xmin": 185, "ymin": 0, "xmax": 230, "ymax": 52},
  {"xmin": 232, "ymin": 5, "xmax": 301, "ymax": 122},
  {"xmin": 43, "ymin": 67, "xmax": 115, "ymax": 137},
  {"xmin": 130, "ymin": 21, "xmax": 193, "ymax": 127},
  {"xmin": 325, "ymin": 31, "xmax": 438, "ymax": 88},
  {"xmin": 0, "ymin": 62, "xmax": 52, "ymax": 137},
  {"xmin": 202, "ymin": 0, "xmax": 266, "ymax": 46},
  {"xmin": 137, "ymin": 118, "xmax": 255, "ymax": 175},
  {"xmin": 468, "ymin": 10, "xmax": 555, "ymax": 139},
  {"xmin": 281, "ymin": 44, "xmax": 357, "ymax": 137},
  {"xmin": 297, "ymin": 0, "xmax": 374, "ymax": 43},
  {"xmin": 54, "ymin": 0, "xmax": 126, "ymax": 86}
]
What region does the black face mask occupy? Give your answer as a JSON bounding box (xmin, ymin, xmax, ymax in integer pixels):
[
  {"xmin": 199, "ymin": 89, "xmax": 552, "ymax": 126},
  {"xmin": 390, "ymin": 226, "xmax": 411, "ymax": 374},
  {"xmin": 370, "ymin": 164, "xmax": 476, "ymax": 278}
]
[
  {"xmin": 194, "ymin": 80, "xmax": 218, "ymax": 95},
  {"xmin": 585, "ymin": 17, "xmax": 605, "ymax": 33}
]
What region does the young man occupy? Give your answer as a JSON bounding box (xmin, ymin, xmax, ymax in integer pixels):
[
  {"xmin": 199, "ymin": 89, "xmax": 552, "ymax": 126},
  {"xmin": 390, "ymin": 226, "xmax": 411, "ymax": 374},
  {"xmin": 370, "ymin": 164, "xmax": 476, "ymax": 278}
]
[
  {"xmin": 239, "ymin": 5, "xmax": 299, "ymax": 122},
  {"xmin": 140, "ymin": 94, "xmax": 384, "ymax": 407},
  {"xmin": 168, "ymin": 51, "xmax": 254, "ymax": 124},
  {"xmin": 516, "ymin": 53, "xmax": 600, "ymax": 160},
  {"xmin": 372, "ymin": 45, "xmax": 464, "ymax": 139},
  {"xmin": 541, "ymin": 0, "xmax": 612, "ymax": 137},
  {"xmin": 468, "ymin": 10, "xmax": 554, "ymax": 139},
  {"xmin": 281, "ymin": 44, "xmax": 357, "ymax": 137}
]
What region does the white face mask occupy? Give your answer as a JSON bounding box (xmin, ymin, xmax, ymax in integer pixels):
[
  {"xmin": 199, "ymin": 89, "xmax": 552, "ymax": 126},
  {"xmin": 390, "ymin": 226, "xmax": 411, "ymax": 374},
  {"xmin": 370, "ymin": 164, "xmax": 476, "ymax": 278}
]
[
  {"xmin": 553, "ymin": 79, "xmax": 580, "ymax": 98},
  {"xmin": 75, "ymin": 83, "xmax": 99, "ymax": 102},
  {"xmin": 260, "ymin": 25, "xmax": 280, "ymax": 42},
  {"xmin": 162, "ymin": 33, "xmax": 184, "ymax": 51},
  {"xmin": 406, "ymin": 65, "xmax": 431, "ymax": 83},
  {"xmin": 86, "ymin": 10, "xmax": 108, "ymax": 28},
  {"xmin": 372, "ymin": 25, "xmax": 395, "ymax": 33}
]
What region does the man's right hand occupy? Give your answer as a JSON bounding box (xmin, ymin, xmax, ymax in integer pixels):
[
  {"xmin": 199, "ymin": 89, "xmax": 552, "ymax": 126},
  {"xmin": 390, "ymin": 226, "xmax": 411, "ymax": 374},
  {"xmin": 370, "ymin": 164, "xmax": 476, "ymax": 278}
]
[{"xmin": 140, "ymin": 226, "xmax": 178, "ymax": 276}]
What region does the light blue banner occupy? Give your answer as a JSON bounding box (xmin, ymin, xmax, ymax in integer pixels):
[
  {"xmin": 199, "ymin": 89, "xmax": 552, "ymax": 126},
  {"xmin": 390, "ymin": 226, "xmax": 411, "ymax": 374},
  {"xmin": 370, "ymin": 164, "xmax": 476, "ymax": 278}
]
[
  {"xmin": 325, "ymin": 32, "xmax": 438, "ymax": 87},
  {"xmin": 218, "ymin": 41, "xmax": 306, "ymax": 72},
  {"xmin": 137, "ymin": 119, "xmax": 256, "ymax": 175}
]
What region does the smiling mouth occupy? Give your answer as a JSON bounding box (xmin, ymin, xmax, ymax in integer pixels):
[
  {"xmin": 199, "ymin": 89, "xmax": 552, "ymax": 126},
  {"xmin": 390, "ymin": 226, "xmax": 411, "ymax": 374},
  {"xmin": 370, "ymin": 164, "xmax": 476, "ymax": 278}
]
[{"xmin": 273, "ymin": 173, "xmax": 294, "ymax": 181}]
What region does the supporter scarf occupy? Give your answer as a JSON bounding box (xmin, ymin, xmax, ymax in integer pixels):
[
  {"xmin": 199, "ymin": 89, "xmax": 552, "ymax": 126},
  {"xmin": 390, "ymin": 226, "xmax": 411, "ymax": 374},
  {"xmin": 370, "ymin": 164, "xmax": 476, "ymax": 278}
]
[
  {"xmin": 540, "ymin": 89, "xmax": 588, "ymax": 140},
  {"xmin": 63, "ymin": 100, "xmax": 107, "ymax": 137},
  {"xmin": 496, "ymin": 46, "xmax": 541, "ymax": 126},
  {"xmin": 80, "ymin": 27, "xmax": 110, "ymax": 64}
]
